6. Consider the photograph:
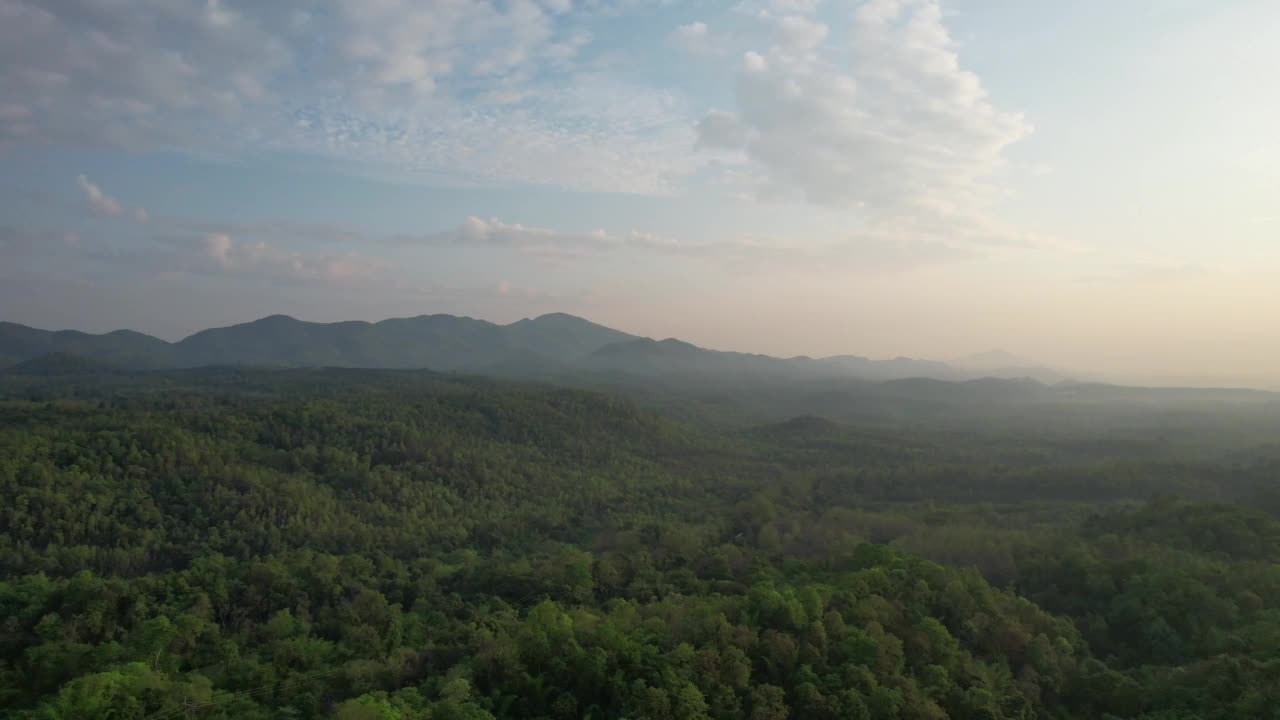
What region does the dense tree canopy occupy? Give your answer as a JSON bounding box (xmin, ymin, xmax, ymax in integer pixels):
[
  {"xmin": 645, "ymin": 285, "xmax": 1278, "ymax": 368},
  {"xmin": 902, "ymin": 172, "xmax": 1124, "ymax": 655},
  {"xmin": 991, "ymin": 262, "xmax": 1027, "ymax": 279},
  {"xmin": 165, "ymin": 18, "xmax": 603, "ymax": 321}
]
[{"xmin": 1, "ymin": 369, "xmax": 1278, "ymax": 718}]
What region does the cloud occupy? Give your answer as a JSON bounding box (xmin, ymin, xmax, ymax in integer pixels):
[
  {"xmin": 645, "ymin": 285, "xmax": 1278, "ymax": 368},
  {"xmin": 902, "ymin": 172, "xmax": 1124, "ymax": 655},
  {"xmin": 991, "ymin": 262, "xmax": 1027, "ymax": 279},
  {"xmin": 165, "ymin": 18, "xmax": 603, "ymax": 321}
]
[
  {"xmin": 76, "ymin": 175, "xmax": 123, "ymax": 217},
  {"xmin": 186, "ymin": 232, "xmax": 386, "ymax": 284},
  {"xmin": 0, "ymin": 0, "xmax": 697, "ymax": 194},
  {"xmin": 406, "ymin": 215, "xmax": 972, "ymax": 272},
  {"xmin": 76, "ymin": 174, "xmax": 149, "ymax": 222},
  {"xmin": 671, "ymin": 21, "xmax": 720, "ymax": 56},
  {"xmin": 772, "ymin": 0, "xmax": 823, "ymax": 12},
  {"xmin": 697, "ymin": 111, "xmax": 751, "ymax": 150},
  {"xmin": 421, "ymin": 215, "xmax": 744, "ymax": 259},
  {"xmin": 701, "ymin": 0, "xmax": 1032, "ymax": 247},
  {"xmin": 168, "ymin": 219, "xmax": 363, "ymax": 247},
  {"xmin": 0, "ymin": 0, "xmax": 291, "ymax": 149},
  {"xmin": 332, "ymin": 0, "xmax": 576, "ymax": 97},
  {"xmin": 48, "ymin": 223, "xmax": 389, "ymax": 288},
  {"xmin": 773, "ymin": 15, "xmax": 828, "ymax": 52},
  {"xmin": 735, "ymin": 0, "xmax": 824, "ymax": 17},
  {"xmin": 283, "ymin": 75, "xmax": 698, "ymax": 194}
]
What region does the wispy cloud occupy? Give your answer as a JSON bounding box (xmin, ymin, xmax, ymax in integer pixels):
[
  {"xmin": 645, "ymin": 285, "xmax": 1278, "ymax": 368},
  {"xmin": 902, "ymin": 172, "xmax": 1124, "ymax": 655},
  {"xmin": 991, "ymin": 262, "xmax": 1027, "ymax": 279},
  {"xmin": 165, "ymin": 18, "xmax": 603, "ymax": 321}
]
[
  {"xmin": 194, "ymin": 232, "xmax": 386, "ymax": 284},
  {"xmin": 71, "ymin": 230, "xmax": 388, "ymax": 289},
  {"xmin": 405, "ymin": 215, "xmax": 779, "ymax": 261},
  {"xmin": 75, "ymin": 175, "xmax": 123, "ymax": 217},
  {"xmin": 75, "ymin": 174, "xmax": 150, "ymax": 223},
  {"xmin": 403, "ymin": 215, "xmax": 977, "ymax": 272}
]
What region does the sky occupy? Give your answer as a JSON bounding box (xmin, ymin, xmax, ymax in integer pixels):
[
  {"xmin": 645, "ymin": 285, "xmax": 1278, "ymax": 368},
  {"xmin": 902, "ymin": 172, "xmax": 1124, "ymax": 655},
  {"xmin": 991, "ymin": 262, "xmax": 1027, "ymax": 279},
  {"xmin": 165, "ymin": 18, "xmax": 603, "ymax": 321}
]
[{"xmin": 1, "ymin": 0, "xmax": 1277, "ymax": 385}]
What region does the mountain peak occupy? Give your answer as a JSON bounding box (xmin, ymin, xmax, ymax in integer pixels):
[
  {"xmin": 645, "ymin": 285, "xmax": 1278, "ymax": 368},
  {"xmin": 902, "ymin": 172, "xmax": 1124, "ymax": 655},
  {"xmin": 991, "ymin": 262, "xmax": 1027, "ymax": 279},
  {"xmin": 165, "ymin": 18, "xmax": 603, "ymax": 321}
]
[
  {"xmin": 529, "ymin": 312, "xmax": 591, "ymax": 324},
  {"xmin": 252, "ymin": 314, "xmax": 301, "ymax": 325}
]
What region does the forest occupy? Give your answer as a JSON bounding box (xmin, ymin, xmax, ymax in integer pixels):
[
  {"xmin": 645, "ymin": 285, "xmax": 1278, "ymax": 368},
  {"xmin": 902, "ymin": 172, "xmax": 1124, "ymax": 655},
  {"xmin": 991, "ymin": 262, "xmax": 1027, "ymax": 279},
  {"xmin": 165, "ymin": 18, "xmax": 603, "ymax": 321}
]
[{"xmin": 2, "ymin": 367, "xmax": 1279, "ymax": 719}]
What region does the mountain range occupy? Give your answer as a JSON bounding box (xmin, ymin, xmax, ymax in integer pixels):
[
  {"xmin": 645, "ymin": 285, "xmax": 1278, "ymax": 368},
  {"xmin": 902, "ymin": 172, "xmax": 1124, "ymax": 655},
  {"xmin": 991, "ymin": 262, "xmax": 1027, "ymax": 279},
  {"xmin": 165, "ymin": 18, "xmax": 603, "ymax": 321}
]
[{"xmin": 1, "ymin": 312, "xmax": 1068, "ymax": 383}]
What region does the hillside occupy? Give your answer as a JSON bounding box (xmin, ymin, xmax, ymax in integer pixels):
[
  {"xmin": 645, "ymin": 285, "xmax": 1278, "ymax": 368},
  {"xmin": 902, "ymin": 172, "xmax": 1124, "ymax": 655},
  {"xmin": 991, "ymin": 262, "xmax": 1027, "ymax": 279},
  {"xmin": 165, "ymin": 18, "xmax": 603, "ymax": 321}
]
[
  {"xmin": 0, "ymin": 352, "xmax": 124, "ymax": 376},
  {"xmin": 0, "ymin": 313, "xmax": 1070, "ymax": 385},
  {"xmin": 2, "ymin": 368, "xmax": 1279, "ymax": 718},
  {"xmin": 0, "ymin": 321, "xmax": 175, "ymax": 369}
]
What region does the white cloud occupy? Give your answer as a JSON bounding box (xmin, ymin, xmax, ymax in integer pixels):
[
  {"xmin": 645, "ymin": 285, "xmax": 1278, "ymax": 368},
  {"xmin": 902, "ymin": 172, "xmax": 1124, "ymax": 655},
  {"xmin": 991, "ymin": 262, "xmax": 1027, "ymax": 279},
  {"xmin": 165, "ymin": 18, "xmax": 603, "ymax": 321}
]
[
  {"xmin": 283, "ymin": 73, "xmax": 698, "ymax": 194},
  {"xmin": 436, "ymin": 216, "xmax": 685, "ymax": 257},
  {"xmin": 0, "ymin": 0, "xmax": 291, "ymax": 149},
  {"xmin": 76, "ymin": 174, "xmax": 149, "ymax": 222},
  {"xmin": 174, "ymin": 230, "xmax": 384, "ymax": 284},
  {"xmin": 193, "ymin": 232, "xmax": 385, "ymax": 284},
  {"xmin": 333, "ymin": 0, "xmax": 526, "ymax": 96},
  {"xmin": 8, "ymin": 214, "xmax": 391, "ymax": 289},
  {"xmin": 701, "ymin": 0, "xmax": 1033, "ymax": 248},
  {"xmin": 772, "ymin": 0, "xmax": 823, "ymax": 13},
  {"xmin": 743, "ymin": 51, "xmax": 769, "ymax": 72},
  {"xmin": 697, "ymin": 110, "xmax": 750, "ymax": 151},
  {"xmin": 735, "ymin": 0, "xmax": 824, "ymax": 17},
  {"xmin": 671, "ymin": 22, "xmax": 716, "ymax": 56},
  {"xmin": 76, "ymin": 175, "xmax": 123, "ymax": 217},
  {"xmin": 4, "ymin": 0, "xmax": 1032, "ymax": 210},
  {"xmin": 0, "ymin": 1, "xmax": 694, "ymax": 194}
]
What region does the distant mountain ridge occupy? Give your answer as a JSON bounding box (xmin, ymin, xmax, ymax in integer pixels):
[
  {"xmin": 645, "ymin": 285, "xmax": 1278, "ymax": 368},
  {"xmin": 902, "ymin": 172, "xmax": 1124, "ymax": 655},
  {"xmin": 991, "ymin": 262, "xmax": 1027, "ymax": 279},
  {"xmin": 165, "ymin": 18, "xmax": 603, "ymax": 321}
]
[
  {"xmin": 952, "ymin": 349, "xmax": 1072, "ymax": 385},
  {"xmin": 0, "ymin": 313, "xmax": 1070, "ymax": 384}
]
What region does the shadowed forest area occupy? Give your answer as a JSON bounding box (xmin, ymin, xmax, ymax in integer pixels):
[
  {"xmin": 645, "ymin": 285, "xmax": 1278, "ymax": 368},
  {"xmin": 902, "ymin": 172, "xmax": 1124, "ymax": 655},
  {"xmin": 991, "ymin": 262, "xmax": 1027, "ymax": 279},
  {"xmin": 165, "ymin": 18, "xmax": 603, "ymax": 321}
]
[{"xmin": 2, "ymin": 368, "xmax": 1279, "ymax": 719}]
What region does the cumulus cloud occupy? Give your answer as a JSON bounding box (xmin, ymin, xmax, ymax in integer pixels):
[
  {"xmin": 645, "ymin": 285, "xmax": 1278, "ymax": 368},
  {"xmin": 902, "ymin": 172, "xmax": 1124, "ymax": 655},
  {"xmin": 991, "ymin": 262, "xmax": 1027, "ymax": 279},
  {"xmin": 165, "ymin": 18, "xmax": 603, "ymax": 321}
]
[{"xmin": 702, "ymin": 0, "xmax": 1032, "ymax": 246}]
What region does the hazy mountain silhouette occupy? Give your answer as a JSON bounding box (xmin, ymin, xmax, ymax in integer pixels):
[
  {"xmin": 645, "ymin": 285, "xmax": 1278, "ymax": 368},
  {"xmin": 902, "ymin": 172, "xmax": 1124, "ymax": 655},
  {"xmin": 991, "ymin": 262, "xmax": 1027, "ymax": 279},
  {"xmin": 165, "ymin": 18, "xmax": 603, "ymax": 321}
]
[
  {"xmin": 0, "ymin": 312, "xmax": 1074, "ymax": 384},
  {"xmin": 952, "ymin": 349, "xmax": 1073, "ymax": 384},
  {"xmin": 0, "ymin": 321, "xmax": 174, "ymax": 369},
  {"xmin": 955, "ymin": 349, "xmax": 1030, "ymax": 367}
]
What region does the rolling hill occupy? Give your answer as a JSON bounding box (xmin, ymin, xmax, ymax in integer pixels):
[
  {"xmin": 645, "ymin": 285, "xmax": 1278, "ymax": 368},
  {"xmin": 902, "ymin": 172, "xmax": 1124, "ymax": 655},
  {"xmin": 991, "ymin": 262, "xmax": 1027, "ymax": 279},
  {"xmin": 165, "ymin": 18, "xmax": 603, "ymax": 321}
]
[{"xmin": 0, "ymin": 312, "xmax": 1068, "ymax": 385}]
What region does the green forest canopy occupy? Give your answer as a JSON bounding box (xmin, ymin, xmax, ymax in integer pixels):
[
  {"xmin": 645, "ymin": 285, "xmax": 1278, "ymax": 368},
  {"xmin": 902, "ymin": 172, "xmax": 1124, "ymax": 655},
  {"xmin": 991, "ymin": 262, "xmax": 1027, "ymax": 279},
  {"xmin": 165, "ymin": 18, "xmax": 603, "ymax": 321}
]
[{"xmin": 1, "ymin": 368, "xmax": 1279, "ymax": 719}]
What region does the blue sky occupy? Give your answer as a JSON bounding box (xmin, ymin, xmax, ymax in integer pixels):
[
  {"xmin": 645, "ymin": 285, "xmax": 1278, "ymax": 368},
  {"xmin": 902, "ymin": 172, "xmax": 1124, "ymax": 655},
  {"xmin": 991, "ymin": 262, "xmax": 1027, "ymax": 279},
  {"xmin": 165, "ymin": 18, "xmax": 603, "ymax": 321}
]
[{"xmin": 2, "ymin": 0, "xmax": 1277, "ymax": 382}]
